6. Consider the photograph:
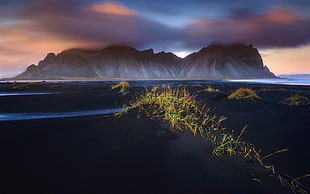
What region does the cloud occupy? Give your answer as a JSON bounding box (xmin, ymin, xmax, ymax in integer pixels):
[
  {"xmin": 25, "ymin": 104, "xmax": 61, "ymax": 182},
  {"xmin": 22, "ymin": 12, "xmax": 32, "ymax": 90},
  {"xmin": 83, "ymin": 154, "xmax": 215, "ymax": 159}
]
[
  {"xmin": 91, "ymin": 1, "xmax": 137, "ymax": 16},
  {"xmin": 1, "ymin": 0, "xmax": 310, "ymax": 76},
  {"xmin": 16, "ymin": 0, "xmax": 180, "ymax": 49},
  {"xmin": 0, "ymin": 0, "xmax": 181, "ymax": 74},
  {"xmin": 263, "ymin": 8, "xmax": 300, "ymax": 23},
  {"xmin": 184, "ymin": 8, "xmax": 310, "ymax": 48},
  {"xmin": 7, "ymin": 0, "xmax": 310, "ymax": 52}
]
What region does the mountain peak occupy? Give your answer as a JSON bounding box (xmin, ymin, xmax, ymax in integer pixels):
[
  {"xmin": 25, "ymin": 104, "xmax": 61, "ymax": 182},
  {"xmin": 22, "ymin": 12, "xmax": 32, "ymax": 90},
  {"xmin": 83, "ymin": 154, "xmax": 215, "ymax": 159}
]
[
  {"xmin": 14, "ymin": 44, "xmax": 276, "ymax": 79},
  {"xmin": 101, "ymin": 45, "xmax": 137, "ymax": 53}
]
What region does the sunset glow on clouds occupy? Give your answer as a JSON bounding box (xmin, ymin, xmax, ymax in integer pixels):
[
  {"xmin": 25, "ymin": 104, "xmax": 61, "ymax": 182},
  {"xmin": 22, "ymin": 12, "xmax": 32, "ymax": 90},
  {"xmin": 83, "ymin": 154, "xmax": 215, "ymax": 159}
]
[
  {"xmin": 0, "ymin": 0, "xmax": 309, "ymax": 76},
  {"xmin": 91, "ymin": 1, "xmax": 137, "ymax": 16}
]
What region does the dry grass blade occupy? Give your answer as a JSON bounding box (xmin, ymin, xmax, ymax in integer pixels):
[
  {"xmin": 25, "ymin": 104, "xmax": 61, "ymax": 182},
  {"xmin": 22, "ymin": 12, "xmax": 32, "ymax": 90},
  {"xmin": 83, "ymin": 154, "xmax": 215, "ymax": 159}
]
[
  {"xmin": 294, "ymin": 173, "xmax": 310, "ymax": 181},
  {"xmin": 236, "ymin": 125, "xmax": 247, "ymax": 143},
  {"xmin": 261, "ymin": 148, "xmax": 289, "ymax": 160}
]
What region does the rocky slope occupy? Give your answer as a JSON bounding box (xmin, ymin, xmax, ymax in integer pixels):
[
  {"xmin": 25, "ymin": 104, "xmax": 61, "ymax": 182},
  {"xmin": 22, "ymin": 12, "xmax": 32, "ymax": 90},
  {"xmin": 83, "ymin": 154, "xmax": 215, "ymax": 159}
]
[
  {"xmin": 181, "ymin": 44, "xmax": 274, "ymax": 78},
  {"xmin": 15, "ymin": 44, "xmax": 275, "ymax": 79}
]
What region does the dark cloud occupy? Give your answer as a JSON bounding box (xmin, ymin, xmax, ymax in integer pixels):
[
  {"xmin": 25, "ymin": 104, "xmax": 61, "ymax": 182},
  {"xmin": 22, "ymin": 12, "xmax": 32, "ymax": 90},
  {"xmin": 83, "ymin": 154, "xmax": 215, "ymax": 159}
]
[
  {"xmin": 1, "ymin": 0, "xmax": 310, "ymax": 76},
  {"xmin": 17, "ymin": 0, "xmax": 182, "ymax": 50},
  {"xmin": 0, "ymin": 0, "xmax": 35, "ymax": 9},
  {"xmin": 184, "ymin": 9, "xmax": 310, "ymax": 49},
  {"xmin": 3, "ymin": 0, "xmax": 310, "ymax": 53},
  {"xmin": 119, "ymin": 0, "xmax": 310, "ymax": 19}
]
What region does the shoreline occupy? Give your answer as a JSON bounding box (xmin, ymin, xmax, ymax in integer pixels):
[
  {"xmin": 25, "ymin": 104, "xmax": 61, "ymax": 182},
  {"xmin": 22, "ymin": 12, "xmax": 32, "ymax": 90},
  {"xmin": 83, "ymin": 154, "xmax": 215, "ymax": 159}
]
[{"xmin": 1, "ymin": 78, "xmax": 309, "ymax": 86}]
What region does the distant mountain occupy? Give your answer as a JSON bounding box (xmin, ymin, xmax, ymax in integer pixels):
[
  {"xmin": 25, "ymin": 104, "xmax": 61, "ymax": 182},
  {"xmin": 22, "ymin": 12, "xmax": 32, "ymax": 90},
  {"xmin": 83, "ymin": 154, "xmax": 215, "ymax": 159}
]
[{"xmin": 14, "ymin": 44, "xmax": 276, "ymax": 79}]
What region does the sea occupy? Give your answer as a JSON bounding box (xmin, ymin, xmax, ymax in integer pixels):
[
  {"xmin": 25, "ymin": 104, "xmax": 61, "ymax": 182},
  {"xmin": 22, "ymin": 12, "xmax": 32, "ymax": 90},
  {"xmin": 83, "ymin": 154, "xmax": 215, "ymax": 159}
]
[
  {"xmin": 1, "ymin": 77, "xmax": 310, "ymax": 86},
  {"xmin": 226, "ymin": 78, "xmax": 310, "ymax": 86}
]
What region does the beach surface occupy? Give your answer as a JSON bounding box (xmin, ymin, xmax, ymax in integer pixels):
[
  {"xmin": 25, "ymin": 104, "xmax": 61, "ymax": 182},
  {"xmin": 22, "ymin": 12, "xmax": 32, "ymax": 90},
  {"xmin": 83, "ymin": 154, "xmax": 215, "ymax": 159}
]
[{"xmin": 0, "ymin": 80, "xmax": 309, "ymax": 193}]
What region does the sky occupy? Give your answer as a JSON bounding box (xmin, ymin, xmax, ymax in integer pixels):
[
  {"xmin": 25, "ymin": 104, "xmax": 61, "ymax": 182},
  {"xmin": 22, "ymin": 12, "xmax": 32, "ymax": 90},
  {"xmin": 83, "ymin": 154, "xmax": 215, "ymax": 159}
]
[{"xmin": 0, "ymin": 0, "xmax": 310, "ymax": 76}]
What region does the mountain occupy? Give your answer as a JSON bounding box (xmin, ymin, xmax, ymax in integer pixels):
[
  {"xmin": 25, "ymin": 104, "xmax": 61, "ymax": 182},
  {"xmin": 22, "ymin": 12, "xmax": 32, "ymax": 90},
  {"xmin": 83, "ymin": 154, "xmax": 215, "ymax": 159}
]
[
  {"xmin": 181, "ymin": 44, "xmax": 275, "ymax": 78},
  {"xmin": 14, "ymin": 44, "xmax": 276, "ymax": 79}
]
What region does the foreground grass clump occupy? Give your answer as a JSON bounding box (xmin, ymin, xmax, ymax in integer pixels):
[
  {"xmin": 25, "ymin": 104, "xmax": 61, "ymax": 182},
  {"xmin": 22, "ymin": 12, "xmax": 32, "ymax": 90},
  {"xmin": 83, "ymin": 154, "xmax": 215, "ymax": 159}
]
[
  {"xmin": 116, "ymin": 86, "xmax": 309, "ymax": 193},
  {"xmin": 280, "ymin": 94, "xmax": 309, "ymax": 106},
  {"xmin": 228, "ymin": 88, "xmax": 261, "ymax": 100},
  {"xmin": 117, "ymin": 86, "xmax": 226, "ymax": 135},
  {"xmin": 111, "ymin": 81, "xmax": 131, "ymax": 94},
  {"xmin": 11, "ymin": 81, "xmax": 38, "ymax": 90}
]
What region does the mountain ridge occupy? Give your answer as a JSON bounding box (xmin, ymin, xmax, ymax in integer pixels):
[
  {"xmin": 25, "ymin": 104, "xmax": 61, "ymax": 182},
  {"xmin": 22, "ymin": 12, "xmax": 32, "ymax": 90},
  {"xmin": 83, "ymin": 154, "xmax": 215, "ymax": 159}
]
[{"xmin": 15, "ymin": 44, "xmax": 276, "ymax": 80}]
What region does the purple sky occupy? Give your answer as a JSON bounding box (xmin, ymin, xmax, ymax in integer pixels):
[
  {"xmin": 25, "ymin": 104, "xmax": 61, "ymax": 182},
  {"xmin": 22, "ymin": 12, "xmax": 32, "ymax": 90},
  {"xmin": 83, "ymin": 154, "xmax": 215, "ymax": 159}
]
[{"xmin": 1, "ymin": 0, "xmax": 310, "ymax": 76}]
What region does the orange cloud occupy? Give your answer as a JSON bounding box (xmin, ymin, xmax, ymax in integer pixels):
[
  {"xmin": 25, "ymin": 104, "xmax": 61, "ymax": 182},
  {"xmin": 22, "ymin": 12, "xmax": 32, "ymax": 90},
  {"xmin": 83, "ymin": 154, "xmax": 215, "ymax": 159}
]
[
  {"xmin": 1, "ymin": 0, "xmax": 309, "ymax": 76},
  {"xmin": 1, "ymin": 32, "xmax": 28, "ymax": 42},
  {"xmin": 91, "ymin": 1, "xmax": 137, "ymax": 16},
  {"xmin": 0, "ymin": 23, "xmax": 86, "ymax": 75},
  {"xmin": 264, "ymin": 8, "xmax": 300, "ymax": 23}
]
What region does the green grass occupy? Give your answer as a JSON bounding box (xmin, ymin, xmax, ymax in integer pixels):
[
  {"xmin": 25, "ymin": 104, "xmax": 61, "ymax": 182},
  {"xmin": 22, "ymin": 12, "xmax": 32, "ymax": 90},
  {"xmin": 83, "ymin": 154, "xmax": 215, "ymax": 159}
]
[
  {"xmin": 116, "ymin": 86, "xmax": 308, "ymax": 193},
  {"xmin": 280, "ymin": 94, "xmax": 309, "ymax": 106},
  {"xmin": 118, "ymin": 86, "xmax": 225, "ymax": 135},
  {"xmin": 228, "ymin": 88, "xmax": 261, "ymax": 100}
]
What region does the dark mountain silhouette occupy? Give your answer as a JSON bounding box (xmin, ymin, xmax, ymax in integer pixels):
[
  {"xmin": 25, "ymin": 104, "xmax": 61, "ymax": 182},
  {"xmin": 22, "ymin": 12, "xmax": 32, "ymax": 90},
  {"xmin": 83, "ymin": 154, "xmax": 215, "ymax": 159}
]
[{"xmin": 15, "ymin": 44, "xmax": 275, "ymax": 79}]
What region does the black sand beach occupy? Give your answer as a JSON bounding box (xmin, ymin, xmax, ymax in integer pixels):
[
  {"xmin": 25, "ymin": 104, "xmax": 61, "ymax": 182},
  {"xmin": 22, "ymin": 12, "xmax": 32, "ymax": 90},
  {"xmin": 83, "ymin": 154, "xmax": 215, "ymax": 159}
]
[{"xmin": 0, "ymin": 81, "xmax": 309, "ymax": 193}]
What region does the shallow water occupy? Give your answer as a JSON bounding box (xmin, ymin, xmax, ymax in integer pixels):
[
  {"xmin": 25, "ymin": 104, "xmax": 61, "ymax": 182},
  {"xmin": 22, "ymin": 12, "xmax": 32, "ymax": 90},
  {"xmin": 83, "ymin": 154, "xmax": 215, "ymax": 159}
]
[
  {"xmin": 226, "ymin": 78, "xmax": 310, "ymax": 86},
  {"xmin": 0, "ymin": 108, "xmax": 123, "ymax": 121},
  {"xmin": 0, "ymin": 92, "xmax": 61, "ymax": 96}
]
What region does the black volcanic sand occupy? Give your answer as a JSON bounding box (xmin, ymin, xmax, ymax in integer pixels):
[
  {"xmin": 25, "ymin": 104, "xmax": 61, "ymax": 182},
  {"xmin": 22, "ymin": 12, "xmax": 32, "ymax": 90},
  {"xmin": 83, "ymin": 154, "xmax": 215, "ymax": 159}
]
[{"xmin": 0, "ymin": 81, "xmax": 309, "ymax": 194}]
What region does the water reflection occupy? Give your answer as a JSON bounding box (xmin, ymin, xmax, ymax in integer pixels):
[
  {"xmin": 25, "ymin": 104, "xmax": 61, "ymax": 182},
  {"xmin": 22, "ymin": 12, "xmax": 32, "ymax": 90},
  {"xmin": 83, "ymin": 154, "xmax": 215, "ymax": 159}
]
[
  {"xmin": 0, "ymin": 108, "xmax": 123, "ymax": 121},
  {"xmin": 0, "ymin": 92, "xmax": 61, "ymax": 96}
]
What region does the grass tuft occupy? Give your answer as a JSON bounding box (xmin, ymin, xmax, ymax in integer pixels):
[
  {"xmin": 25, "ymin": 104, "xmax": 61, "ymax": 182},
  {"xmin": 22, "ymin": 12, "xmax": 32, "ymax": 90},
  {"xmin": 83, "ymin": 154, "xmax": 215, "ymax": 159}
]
[
  {"xmin": 116, "ymin": 86, "xmax": 309, "ymax": 193},
  {"xmin": 111, "ymin": 81, "xmax": 131, "ymax": 94},
  {"xmin": 258, "ymin": 88, "xmax": 287, "ymax": 92},
  {"xmin": 11, "ymin": 81, "xmax": 38, "ymax": 90},
  {"xmin": 280, "ymin": 94, "xmax": 309, "ymax": 106},
  {"xmin": 203, "ymin": 86, "xmax": 220, "ymax": 92},
  {"xmin": 228, "ymin": 88, "xmax": 261, "ymax": 100}
]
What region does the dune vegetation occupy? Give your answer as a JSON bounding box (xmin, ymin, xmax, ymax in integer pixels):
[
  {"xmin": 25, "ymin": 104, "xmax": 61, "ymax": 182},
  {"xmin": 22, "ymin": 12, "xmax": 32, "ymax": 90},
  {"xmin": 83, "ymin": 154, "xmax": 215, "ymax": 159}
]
[
  {"xmin": 258, "ymin": 87, "xmax": 287, "ymax": 92},
  {"xmin": 111, "ymin": 81, "xmax": 131, "ymax": 94},
  {"xmin": 228, "ymin": 87, "xmax": 261, "ymax": 100},
  {"xmin": 280, "ymin": 94, "xmax": 309, "ymax": 106},
  {"xmin": 11, "ymin": 81, "xmax": 38, "ymax": 90},
  {"xmin": 116, "ymin": 85, "xmax": 309, "ymax": 193},
  {"xmin": 203, "ymin": 86, "xmax": 220, "ymax": 92}
]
